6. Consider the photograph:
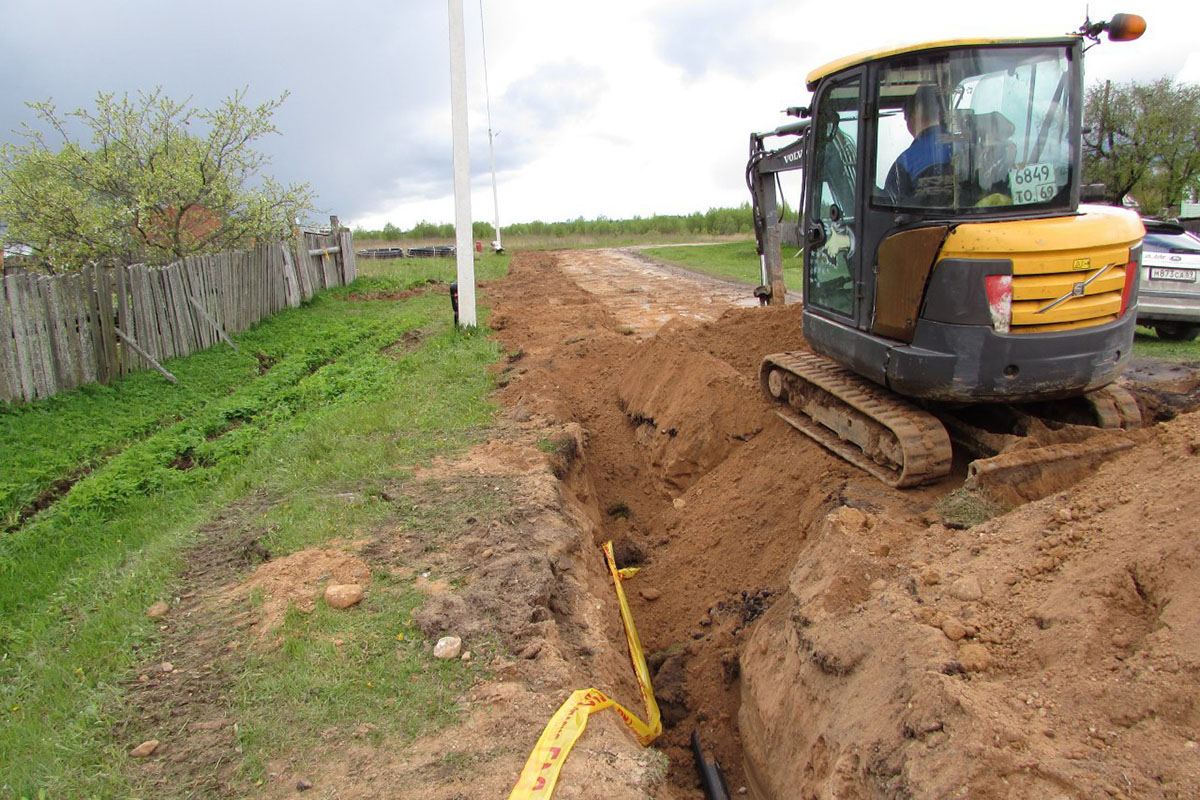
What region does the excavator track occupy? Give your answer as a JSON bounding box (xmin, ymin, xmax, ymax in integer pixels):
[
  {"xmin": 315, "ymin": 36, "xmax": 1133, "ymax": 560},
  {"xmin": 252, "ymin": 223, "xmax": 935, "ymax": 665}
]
[
  {"xmin": 1084, "ymin": 384, "xmax": 1143, "ymax": 430},
  {"xmin": 760, "ymin": 351, "xmax": 953, "ymax": 488}
]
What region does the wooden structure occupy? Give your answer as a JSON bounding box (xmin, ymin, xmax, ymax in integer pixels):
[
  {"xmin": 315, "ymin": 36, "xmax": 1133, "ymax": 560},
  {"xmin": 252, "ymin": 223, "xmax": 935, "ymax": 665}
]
[{"xmin": 0, "ymin": 225, "xmax": 356, "ymax": 404}]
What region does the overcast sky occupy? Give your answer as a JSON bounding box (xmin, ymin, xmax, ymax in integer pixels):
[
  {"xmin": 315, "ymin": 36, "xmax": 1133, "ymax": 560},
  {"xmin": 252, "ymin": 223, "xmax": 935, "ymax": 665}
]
[{"xmin": 1, "ymin": 0, "xmax": 1196, "ymax": 231}]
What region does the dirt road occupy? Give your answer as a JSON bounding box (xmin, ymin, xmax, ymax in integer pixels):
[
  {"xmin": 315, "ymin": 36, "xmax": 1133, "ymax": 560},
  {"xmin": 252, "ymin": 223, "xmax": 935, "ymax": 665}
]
[{"xmin": 553, "ymin": 248, "xmax": 760, "ymax": 337}]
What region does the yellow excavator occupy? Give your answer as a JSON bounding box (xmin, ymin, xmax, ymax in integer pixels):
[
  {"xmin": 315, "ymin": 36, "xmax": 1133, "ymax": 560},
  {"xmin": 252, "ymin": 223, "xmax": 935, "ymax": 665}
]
[{"xmin": 747, "ymin": 14, "xmax": 1148, "ymax": 488}]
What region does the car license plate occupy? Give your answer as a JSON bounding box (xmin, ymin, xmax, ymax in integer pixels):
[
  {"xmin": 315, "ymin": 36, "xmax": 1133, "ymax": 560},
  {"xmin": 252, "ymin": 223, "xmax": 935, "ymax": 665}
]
[{"xmin": 1149, "ymin": 267, "xmax": 1197, "ymax": 282}]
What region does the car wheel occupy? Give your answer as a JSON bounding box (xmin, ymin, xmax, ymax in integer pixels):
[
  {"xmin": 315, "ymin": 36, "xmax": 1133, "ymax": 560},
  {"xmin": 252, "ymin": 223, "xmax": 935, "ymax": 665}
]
[{"xmin": 1153, "ymin": 322, "xmax": 1200, "ymax": 341}]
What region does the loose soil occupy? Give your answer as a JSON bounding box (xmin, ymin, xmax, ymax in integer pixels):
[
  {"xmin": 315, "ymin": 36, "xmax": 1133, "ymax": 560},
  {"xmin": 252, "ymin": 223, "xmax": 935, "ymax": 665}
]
[{"xmin": 122, "ymin": 248, "xmax": 1200, "ymax": 799}]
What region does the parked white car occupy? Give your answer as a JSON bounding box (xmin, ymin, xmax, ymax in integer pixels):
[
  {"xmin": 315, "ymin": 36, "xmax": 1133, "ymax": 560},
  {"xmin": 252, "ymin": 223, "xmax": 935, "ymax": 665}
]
[{"xmin": 1137, "ymin": 219, "xmax": 1200, "ymax": 341}]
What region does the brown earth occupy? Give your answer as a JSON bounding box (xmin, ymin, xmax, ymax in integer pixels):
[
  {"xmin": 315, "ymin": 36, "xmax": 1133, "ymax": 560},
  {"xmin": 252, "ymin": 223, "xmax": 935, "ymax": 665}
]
[
  {"xmin": 486, "ymin": 249, "xmax": 1200, "ymax": 798},
  {"xmin": 121, "ymin": 248, "xmax": 1200, "ymax": 799}
]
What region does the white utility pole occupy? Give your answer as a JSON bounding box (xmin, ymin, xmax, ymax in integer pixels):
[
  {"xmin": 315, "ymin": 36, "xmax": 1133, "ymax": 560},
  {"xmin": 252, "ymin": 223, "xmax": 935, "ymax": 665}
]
[
  {"xmin": 448, "ymin": 0, "xmax": 477, "ymax": 326},
  {"xmin": 480, "ymin": 0, "xmax": 502, "ymax": 252}
]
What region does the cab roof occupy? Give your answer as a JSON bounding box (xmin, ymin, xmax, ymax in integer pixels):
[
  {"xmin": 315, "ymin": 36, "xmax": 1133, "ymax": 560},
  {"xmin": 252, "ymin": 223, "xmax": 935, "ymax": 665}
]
[{"xmin": 806, "ymin": 36, "xmax": 1080, "ymax": 90}]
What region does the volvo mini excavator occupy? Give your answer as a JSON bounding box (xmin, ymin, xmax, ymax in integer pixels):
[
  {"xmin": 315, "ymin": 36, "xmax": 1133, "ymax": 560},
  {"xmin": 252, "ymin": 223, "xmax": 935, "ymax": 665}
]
[{"xmin": 747, "ymin": 14, "xmax": 1149, "ymax": 488}]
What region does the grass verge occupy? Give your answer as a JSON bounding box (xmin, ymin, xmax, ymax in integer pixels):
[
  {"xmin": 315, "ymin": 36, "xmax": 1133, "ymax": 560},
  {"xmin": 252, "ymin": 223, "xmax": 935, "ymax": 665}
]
[
  {"xmin": 1133, "ymin": 326, "xmax": 1200, "ymax": 360},
  {"xmin": 0, "ymin": 251, "xmax": 510, "ymax": 798},
  {"xmin": 641, "ymin": 239, "xmax": 804, "ymax": 291}
]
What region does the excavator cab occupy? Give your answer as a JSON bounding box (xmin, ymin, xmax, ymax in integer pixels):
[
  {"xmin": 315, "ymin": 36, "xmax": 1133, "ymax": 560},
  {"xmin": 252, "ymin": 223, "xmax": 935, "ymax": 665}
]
[{"xmin": 749, "ymin": 16, "xmax": 1147, "ymax": 487}]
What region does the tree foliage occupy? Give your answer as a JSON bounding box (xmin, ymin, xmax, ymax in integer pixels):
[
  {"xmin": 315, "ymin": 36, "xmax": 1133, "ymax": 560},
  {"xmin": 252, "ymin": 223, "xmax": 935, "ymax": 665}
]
[
  {"xmin": 1083, "ymin": 77, "xmax": 1200, "ymax": 216},
  {"xmin": 0, "ymin": 88, "xmax": 314, "ymax": 271}
]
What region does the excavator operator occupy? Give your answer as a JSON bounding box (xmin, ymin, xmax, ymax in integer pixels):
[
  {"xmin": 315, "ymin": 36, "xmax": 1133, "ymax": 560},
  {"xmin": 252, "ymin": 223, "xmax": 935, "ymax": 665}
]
[{"xmin": 883, "ymin": 84, "xmax": 954, "ymax": 206}]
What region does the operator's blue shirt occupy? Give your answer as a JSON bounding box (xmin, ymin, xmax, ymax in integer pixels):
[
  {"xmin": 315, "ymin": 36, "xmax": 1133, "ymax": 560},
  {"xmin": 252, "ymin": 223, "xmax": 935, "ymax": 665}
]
[{"xmin": 884, "ymin": 126, "xmax": 953, "ymax": 202}]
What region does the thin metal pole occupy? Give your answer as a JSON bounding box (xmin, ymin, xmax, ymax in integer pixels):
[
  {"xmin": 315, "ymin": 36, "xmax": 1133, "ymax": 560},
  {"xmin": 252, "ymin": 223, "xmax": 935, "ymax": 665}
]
[
  {"xmin": 447, "ymin": 0, "xmax": 476, "ymax": 326},
  {"xmin": 479, "ymin": 0, "xmax": 502, "ymax": 252}
]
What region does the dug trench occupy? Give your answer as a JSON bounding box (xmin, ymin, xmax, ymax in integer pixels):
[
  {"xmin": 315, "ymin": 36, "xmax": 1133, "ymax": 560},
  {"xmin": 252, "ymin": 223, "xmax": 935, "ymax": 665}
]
[{"xmin": 486, "ymin": 249, "xmax": 1200, "ymax": 798}]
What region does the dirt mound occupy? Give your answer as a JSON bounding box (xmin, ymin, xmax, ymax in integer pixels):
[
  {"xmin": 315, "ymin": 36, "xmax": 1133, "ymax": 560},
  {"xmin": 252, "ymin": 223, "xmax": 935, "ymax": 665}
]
[
  {"xmin": 741, "ymin": 414, "xmax": 1200, "ymax": 798},
  {"xmin": 486, "ymin": 249, "xmax": 1200, "ymax": 798},
  {"xmin": 618, "ymin": 323, "xmax": 764, "ymax": 492},
  {"xmin": 229, "ymin": 548, "xmax": 371, "ymax": 638}
]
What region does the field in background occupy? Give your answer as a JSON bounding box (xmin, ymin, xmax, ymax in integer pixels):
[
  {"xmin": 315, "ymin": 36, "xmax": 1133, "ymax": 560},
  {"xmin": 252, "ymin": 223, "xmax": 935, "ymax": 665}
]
[{"xmin": 639, "ymin": 239, "xmax": 804, "ymax": 289}]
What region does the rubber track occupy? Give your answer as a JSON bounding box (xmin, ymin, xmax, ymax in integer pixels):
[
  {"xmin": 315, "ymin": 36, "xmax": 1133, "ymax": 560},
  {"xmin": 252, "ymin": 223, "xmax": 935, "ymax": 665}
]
[
  {"xmin": 1085, "ymin": 384, "xmax": 1143, "ymax": 430},
  {"xmin": 761, "ymin": 352, "xmax": 953, "ymax": 488}
]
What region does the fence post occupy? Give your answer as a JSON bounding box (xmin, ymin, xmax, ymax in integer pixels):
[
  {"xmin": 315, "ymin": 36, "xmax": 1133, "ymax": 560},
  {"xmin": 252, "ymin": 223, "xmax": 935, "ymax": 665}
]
[{"xmin": 0, "ymin": 276, "xmax": 17, "ymax": 403}]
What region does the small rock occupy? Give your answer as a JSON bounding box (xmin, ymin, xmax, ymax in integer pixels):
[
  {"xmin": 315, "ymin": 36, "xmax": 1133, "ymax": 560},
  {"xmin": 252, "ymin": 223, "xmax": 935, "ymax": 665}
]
[
  {"xmin": 296, "ymin": 778, "xmax": 313, "ymax": 791},
  {"xmin": 919, "ymin": 567, "xmax": 941, "ymax": 586},
  {"xmin": 673, "ymin": 497, "xmax": 686, "ymax": 510},
  {"xmin": 160, "ymin": 662, "xmax": 174, "ymax": 674},
  {"xmin": 434, "ymin": 636, "xmax": 463, "ymax": 659},
  {"xmin": 481, "ymin": 548, "xmax": 494, "ymax": 559},
  {"xmin": 640, "ymin": 587, "xmax": 662, "ymax": 601},
  {"xmin": 188, "ymin": 718, "xmax": 232, "ymax": 732},
  {"xmin": 146, "ymin": 601, "xmax": 170, "ymax": 619},
  {"xmin": 941, "ymin": 618, "xmax": 967, "ymax": 641},
  {"xmin": 130, "ymin": 739, "xmax": 159, "ymax": 758},
  {"xmin": 324, "ymin": 584, "xmax": 364, "ymax": 609},
  {"xmin": 461, "ymin": 651, "xmax": 472, "ymax": 661},
  {"xmin": 958, "ymin": 643, "xmax": 992, "ymax": 672},
  {"xmin": 837, "ymin": 506, "xmax": 869, "ymax": 531},
  {"xmin": 949, "ymin": 576, "xmax": 983, "ymax": 602}
]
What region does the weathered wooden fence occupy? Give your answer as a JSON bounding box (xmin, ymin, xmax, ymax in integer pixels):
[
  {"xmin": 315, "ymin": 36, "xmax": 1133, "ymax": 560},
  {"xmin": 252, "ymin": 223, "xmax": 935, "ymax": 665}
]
[{"xmin": 0, "ymin": 226, "xmax": 356, "ymax": 404}]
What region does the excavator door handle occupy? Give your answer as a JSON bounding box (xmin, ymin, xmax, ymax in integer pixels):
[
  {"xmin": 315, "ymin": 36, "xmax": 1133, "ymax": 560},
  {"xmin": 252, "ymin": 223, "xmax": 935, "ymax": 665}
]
[{"xmin": 806, "ymin": 222, "xmax": 827, "ymax": 248}]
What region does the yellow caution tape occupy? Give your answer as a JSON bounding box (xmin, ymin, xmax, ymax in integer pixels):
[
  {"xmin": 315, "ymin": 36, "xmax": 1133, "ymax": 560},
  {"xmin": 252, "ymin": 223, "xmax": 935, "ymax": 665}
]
[{"xmin": 507, "ymin": 541, "xmax": 661, "ymax": 799}]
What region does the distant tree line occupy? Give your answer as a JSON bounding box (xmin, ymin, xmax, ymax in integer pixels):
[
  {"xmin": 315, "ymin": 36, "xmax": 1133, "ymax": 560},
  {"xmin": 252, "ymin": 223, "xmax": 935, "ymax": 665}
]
[{"xmin": 354, "ymin": 204, "xmax": 757, "ymax": 241}]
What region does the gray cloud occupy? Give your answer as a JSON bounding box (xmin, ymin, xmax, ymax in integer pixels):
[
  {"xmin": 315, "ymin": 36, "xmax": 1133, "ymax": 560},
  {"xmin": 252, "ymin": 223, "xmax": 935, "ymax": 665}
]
[
  {"xmin": 500, "ymin": 60, "xmax": 606, "ymax": 131},
  {"xmin": 0, "ymin": 0, "xmax": 531, "ymax": 223},
  {"xmin": 652, "ymin": 0, "xmax": 775, "ymax": 80}
]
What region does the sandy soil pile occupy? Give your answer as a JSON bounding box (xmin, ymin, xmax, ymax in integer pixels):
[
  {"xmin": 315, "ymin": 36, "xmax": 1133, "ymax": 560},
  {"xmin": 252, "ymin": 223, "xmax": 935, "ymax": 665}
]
[
  {"xmin": 487, "ymin": 249, "xmax": 1200, "ymax": 799},
  {"xmin": 740, "ymin": 415, "xmax": 1200, "ymax": 798}
]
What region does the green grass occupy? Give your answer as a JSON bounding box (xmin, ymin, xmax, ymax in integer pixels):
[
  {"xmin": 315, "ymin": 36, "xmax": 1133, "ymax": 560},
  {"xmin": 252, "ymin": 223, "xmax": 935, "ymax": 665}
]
[
  {"xmin": 232, "ymin": 577, "xmax": 475, "ymax": 783},
  {"xmin": 641, "ymin": 239, "xmax": 805, "ymax": 291},
  {"xmin": 1132, "ymin": 325, "xmax": 1200, "ymax": 360},
  {"xmin": 0, "ymin": 250, "xmax": 512, "ymax": 798}
]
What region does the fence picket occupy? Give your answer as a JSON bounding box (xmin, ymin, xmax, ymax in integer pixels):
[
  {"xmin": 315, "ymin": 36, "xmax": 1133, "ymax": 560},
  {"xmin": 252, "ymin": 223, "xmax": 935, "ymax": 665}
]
[
  {"xmin": 128, "ymin": 265, "xmax": 151, "ymax": 364},
  {"xmin": 98, "ymin": 267, "xmax": 118, "ymax": 378},
  {"xmin": 152, "ymin": 268, "xmax": 175, "ymax": 360},
  {"xmin": 115, "ymin": 266, "xmax": 134, "ymax": 374},
  {"xmin": 0, "ymin": 277, "xmax": 18, "ymax": 402},
  {"xmin": 81, "ymin": 267, "xmax": 101, "ymax": 382},
  {"xmin": 41, "ymin": 277, "xmax": 69, "ymax": 392},
  {"xmin": 6, "ymin": 275, "xmax": 34, "ymax": 401},
  {"xmin": 34, "ymin": 276, "xmax": 62, "ymax": 398},
  {"xmin": 66, "ymin": 274, "xmax": 88, "ymax": 388}
]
